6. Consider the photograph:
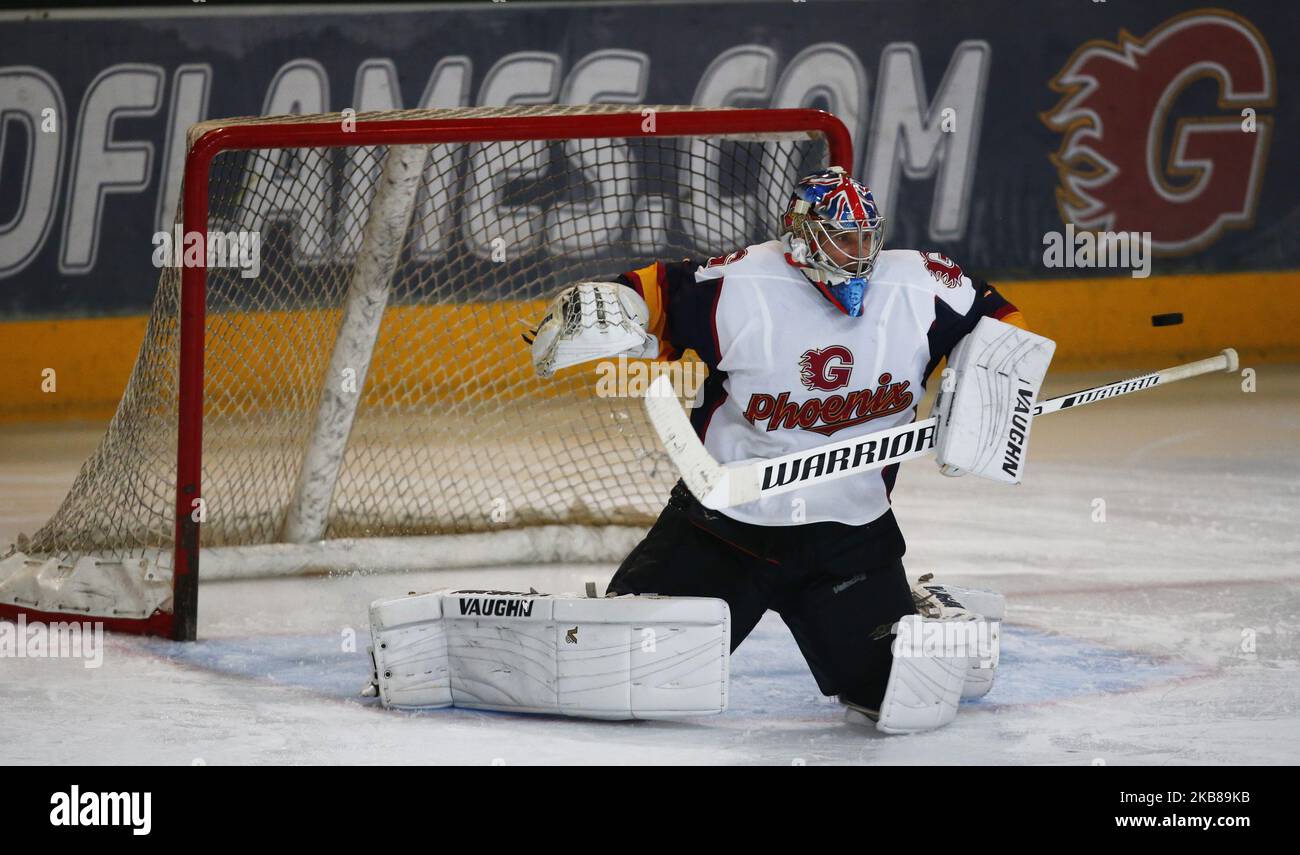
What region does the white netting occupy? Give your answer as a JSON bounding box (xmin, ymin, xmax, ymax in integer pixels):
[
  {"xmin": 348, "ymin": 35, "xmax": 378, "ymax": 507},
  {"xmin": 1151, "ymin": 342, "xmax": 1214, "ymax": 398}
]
[{"xmin": 6, "ymin": 105, "xmax": 830, "ymax": 587}]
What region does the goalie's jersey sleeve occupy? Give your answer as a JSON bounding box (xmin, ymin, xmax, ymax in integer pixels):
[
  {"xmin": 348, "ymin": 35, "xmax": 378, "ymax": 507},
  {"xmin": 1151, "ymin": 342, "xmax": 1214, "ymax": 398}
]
[
  {"xmin": 618, "ymin": 241, "xmax": 1024, "ymax": 528},
  {"xmin": 616, "ymin": 258, "xmax": 721, "ymax": 364}
]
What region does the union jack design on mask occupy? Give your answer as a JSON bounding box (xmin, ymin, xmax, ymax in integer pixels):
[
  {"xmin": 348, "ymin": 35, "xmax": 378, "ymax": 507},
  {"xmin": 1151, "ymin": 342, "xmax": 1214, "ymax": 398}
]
[
  {"xmin": 799, "ymin": 171, "xmax": 880, "ymax": 227},
  {"xmin": 782, "ymin": 167, "xmax": 886, "ymax": 317}
]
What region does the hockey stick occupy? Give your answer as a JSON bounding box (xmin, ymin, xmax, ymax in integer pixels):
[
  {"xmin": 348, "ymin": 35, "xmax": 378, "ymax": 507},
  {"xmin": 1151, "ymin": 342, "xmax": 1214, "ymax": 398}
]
[{"xmin": 645, "ymin": 348, "xmax": 1239, "ymax": 510}]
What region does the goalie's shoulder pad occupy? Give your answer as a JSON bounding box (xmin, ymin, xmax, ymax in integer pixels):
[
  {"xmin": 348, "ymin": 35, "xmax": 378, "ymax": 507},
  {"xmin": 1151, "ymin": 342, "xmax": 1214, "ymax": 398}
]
[
  {"xmin": 872, "ymin": 249, "xmax": 977, "ymax": 308},
  {"xmin": 693, "ymin": 239, "xmax": 786, "ymax": 283}
]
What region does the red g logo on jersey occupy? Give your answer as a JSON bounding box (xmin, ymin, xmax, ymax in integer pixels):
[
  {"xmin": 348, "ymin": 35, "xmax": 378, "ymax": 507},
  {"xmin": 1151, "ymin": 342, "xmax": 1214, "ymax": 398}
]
[
  {"xmin": 799, "ymin": 346, "xmax": 853, "ymax": 391},
  {"xmin": 1042, "ymin": 10, "xmax": 1275, "ymax": 254},
  {"xmin": 921, "ymin": 252, "xmax": 964, "ymax": 288}
]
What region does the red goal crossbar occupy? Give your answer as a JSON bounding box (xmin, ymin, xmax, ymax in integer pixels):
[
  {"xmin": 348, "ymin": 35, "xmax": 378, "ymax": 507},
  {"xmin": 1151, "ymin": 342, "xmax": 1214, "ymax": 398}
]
[{"xmin": 2, "ymin": 108, "xmax": 851, "ymax": 641}]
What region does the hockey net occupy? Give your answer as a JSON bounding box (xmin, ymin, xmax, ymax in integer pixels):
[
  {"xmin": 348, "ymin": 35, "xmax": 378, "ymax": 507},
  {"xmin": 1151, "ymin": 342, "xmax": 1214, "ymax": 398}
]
[{"xmin": 0, "ymin": 105, "xmax": 849, "ymax": 638}]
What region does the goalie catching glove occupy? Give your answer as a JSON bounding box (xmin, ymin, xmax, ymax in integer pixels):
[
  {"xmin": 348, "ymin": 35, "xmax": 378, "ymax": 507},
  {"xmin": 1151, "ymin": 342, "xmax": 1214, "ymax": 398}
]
[
  {"xmin": 525, "ymin": 282, "xmax": 658, "ymax": 378},
  {"xmin": 932, "ymin": 316, "xmax": 1056, "ymax": 482}
]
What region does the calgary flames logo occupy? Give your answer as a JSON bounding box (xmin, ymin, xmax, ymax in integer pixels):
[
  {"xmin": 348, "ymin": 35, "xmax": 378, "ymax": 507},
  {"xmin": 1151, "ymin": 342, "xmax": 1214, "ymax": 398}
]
[
  {"xmin": 799, "ymin": 346, "xmax": 854, "ymax": 391},
  {"xmin": 1042, "ymin": 10, "xmax": 1275, "ymax": 254},
  {"xmin": 921, "ymin": 252, "xmax": 964, "ymax": 288}
]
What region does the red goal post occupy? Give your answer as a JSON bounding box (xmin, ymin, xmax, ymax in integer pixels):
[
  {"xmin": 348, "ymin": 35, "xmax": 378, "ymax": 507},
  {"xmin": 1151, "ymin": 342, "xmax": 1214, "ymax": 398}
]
[{"xmin": 2, "ymin": 106, "xmax": 853, "ymax": 640}]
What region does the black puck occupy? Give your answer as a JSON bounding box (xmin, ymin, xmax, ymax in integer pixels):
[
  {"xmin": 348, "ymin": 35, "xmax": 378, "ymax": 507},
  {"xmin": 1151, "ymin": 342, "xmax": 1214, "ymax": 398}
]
[{"xmin": 1151, "ymin": 312, "xmax": 1184, "ymax": 327}]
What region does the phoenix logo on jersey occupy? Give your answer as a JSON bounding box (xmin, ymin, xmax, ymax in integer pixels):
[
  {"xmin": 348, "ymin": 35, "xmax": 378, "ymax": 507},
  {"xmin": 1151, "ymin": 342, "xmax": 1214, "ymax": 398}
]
[
  {"xmin": 799, "ymin": 346, "xmax": 854, "ymax": 391},
  {"xmin": 744, "ymin": 365, "xmax": 914, "ymax": 437}
]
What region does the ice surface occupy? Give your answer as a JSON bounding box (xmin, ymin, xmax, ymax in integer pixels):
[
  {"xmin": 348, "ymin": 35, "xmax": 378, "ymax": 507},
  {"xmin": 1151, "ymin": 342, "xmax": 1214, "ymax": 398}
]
[{"xmin": 1, "ymin": 365, "xmax": 1297, "ymax": 764}]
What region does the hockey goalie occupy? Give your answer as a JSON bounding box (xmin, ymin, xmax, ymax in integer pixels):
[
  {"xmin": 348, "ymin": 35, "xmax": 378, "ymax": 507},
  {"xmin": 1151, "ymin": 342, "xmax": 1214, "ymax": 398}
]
[{"xmin": 368, "ymin": 167, "xmax": 1054, "ymax": 733}]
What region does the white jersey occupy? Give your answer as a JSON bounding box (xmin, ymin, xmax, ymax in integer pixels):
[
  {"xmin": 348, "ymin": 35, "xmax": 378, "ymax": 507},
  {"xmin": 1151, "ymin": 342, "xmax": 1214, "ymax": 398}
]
[{"xmin": 619, "ymin": 239, "xmax": 1022, "ymax": 528}]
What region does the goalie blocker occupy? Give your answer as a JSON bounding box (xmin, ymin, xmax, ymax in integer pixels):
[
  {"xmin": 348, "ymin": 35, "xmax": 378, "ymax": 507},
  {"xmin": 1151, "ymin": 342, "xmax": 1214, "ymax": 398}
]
[
  {"xmin": 366, "ymin": 589, "xmax": 729, "ymax": 719},
  {"xmin": 932, "ymin": 316, "xmax": 1056, "ymax": 482}
]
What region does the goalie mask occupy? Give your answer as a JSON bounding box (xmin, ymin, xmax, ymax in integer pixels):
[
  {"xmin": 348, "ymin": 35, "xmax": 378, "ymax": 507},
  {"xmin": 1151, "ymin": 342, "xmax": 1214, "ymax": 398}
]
[{"xmin": 781, "ymin": 166, "xmax": 885, "ymax": 317}]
